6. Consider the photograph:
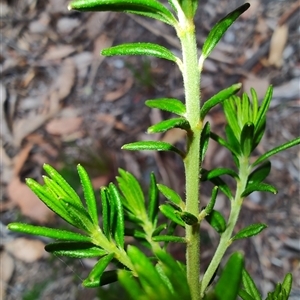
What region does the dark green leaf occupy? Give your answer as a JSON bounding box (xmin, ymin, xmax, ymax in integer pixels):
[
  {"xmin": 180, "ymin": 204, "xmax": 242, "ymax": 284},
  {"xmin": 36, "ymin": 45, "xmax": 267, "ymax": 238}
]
[
  {"xmin": 201, "ymin": 168, "xmax": 239, "ymax": 181},
  {"xmin": 225, "ymin": 124, "xmax": 241, "ymax": 155},
  {"xmin": 145, "ymin": 98, "xmax": 186, "ymax": 116},
  {"xmin": 200, "ymin": 83, "xmax": 242, "ymax": 120},
  {"xmin": 176, "ymin": 211, "xmax": 198, "ymax": 225},
  {"xmin": 109, "ymin": 183, "xmax": 125, "ymax": 249},
  {"xmin": 118, "ymin": 270, "xmax": 146, "ymax": 299},
  {"xmin": 239, "ymin": 289, "xmax": 256, "ymax": 300},
  {"xmin": 152, "ymin": 223, "xmax": 167, "ymax": 237},
  {"xmin": 232, "ymin": 223, "xmax": 267, "ymax": 241},
  {"xmin": 148, "ymin": 172, "xmax": 159, "ymax": 225},
  {"xmin": 240, "ymin": 122, "xmax": 254, "ymax": 156},
  {"xmin": 252, "ymin": 116, "xmax": 266, "ymax": 150},
  {"xmin": 200, "ymin": 121, "xmax": 210, "ymax": 162},
  {"xmin": 248, "ymin": 161, "xmax": 271, "ymax": 184},
  {"xmin": 210, "ymin": 131, "xmax": 239, "ymax": 156},
  {"xmin": 215, "ymin": 252, "xmax": 244, "ymax": 300},
  {"xmin": 281, "ymin": 273, "xmax": 292, "ymax": 298},
  {"xmin": 204, "ymin": 186, "xmax": 219, "ymax": 215},
  {"xmin": 241, "ymin": 183, "xmax": 277, "ymax": 197},
  {"xmin": 202, "ymin": 3, "xmax": 250, "ymax": 58},
  {"xmin": 207, "ymin": 175, "xmax": 234, "ymax": 200},
  {"xmin": 159, "ymin": 204, "xmax": 185, "ymax": 226},
  {"xmin": 77, "ymin": 164, "xmax": 98, "ymax": 226},
  {"xmin": 8, "ymin": 223, "xmax": 92, "ymax": 242},
  {"xmin": 102, "ymin": 43, "xmax": 178, "ymax": 62},
  {"xmin": 205, "ymin": 210, "xmax": 226, "ymax": 233},
  {"xmin": 178, "ymin": 0, "xmax": 198, "ymax": 19},
  {"xmin": 45, "ymin": 242, "xmax": 107, "ymax": 258},
  {"xmin": 223, "ymin": 96, "xmax": 241, "ymax": 140},
  {"xmin": 157, "ymin": 183, "xmax": 185, "ymax": 210},
  {"xmin": 241, "ymin": 269, "xmax": 262, "ymax": 300},
  {"xmin": 100, "ymin": 188, "xmax": 110, "ymax": 239},
  {"xmin": 83, "ymin": 253, "xmax": 115, "ymax": 287},
  {"xmin": 68, "ymin": 0, "xmax": 177, "ymax": 26},
  {"xmin": 148, "ymin": 117, "xmax": 190, "ymax": 133},
  {"xmin": 152, "ymin": 235, "xmax": 186, "ymax": 243},
  {"xmin": 98, "ymin": 270, "xmax": 119, "ymax": 286},
  {"xmin": 43, "ymin": 164, "xmax": 82, "ymax": 207},
  {"xmin": 252, "ymin": 137, "xmax": 300, "ymax": 166},
  {"xmin": 122, "ymin": 141, "xmax": 185, "ymax": 157}
]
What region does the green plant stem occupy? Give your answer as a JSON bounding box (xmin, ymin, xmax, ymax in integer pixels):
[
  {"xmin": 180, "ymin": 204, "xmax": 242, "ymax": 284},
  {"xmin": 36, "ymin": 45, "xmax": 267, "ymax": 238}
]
[
  {"xmin": 178, "ymin": 20, "xmax": 201, "ymax": 300},
  {"xmin": 200, "ymin": 156, "xmax": 251, "ymax": 296}
]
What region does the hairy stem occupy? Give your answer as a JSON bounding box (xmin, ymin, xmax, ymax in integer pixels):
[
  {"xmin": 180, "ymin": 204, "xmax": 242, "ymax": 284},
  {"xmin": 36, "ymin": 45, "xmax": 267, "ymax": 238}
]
[
  {"xmin": 200, "ymin": 156, "xmax": 251, "ymax": 295},
  {"xmin": 179, "ymin": 19, "xmax": 201, "ymax": 300}
]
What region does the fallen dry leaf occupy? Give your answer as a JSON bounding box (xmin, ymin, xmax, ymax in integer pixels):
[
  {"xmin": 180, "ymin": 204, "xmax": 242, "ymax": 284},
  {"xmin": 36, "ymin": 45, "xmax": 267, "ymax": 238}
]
[
  {"xmin": 91, "ymin": 175, "xmax": 110, "ymax": 189},
  {"xmin": 46, "ymin": 116, "xmax": 83, "ymax": 136},
  {"xmin": 43, "ymin": 45, "xmax": 75, "ymax": 61},
  {"xmin": 161, "ymin": 128, "xmax": 186, "ymax": 144},
  {"xmin": 0, "ymin": 251, "xmax": 14, "ymax": 300},
  {"xmin": 5, "ymin": 238, "xmax": 48, "ymax": 263},
  {"xmin": 267, "ymin": 24, "xmax": 288, "ymax": 68},
  {"xmin": 243, "ymin": 75, "xmax": 270, "ymax": 100},
  {"xmin": 104, "ymin": 77, "xmax": 134, "ymax": 102},
  {"xmin": 7, "ymin": 177, "xmax": 54, "ymax": 223}
]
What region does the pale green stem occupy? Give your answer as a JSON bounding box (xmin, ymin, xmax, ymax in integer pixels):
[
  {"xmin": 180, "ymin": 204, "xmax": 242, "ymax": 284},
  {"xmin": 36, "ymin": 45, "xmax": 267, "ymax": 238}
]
[
  {"xmin": 200, "ymin": 156, "xmax": 251, "ymax": 296},
  {"xmin": 178, "ymin": 21, "xmax": 202, "ymax": 300}
]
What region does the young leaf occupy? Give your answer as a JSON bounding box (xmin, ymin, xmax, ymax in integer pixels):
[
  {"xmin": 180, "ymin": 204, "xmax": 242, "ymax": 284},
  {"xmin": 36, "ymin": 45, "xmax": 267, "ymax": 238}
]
[
  {"xmin": 77, "ymin": 164, "xmax": 99, "ymax": 226},
  {"xmin": 83, "ymin": 253, "xmax": 115, "ymax": 288},
  {"xmin": 200, "ymin": 83, "xmax": 242, "ymax": 120},
  {"xmin": 248, "ymin": 161, "xmax": 271, "ymax": 184},
  {"xmin": 214, "ymin": 252, "xmax": 244, "ymax": 300},
  {"xmin": 223, "ymin": 97, "xmax": 241, "ymax": 140},
  {"xmin": 108, "ymin": 183, "xmax": 125, "ymax": 249},
  {"xmin": 176, "ymin": 211, "xmax": 198, "ymax": 225},
  {"xmin": 205, "ymin": 210, "xmax": 226, "ymax": 233},
  {"xmin": 202, "ymin": 3, "xmax": 250, "ymax": 58},
  {"xmin": 151, "ymin": 223, "xmax": 168, "ymax": 237},
  {"xmin": 122, "ymin": 141, "xmax": 185, "ymax": 157},
  {"xmin": 206, "ymin": 175, "xmax": 234, "ymax": 200},
  {"xmin": 145, "ymin": 98, "xmax": 186, "ymax": 116},
  {"xmin": 241, "ymin": 183, "xmax": 277, "ymax": 197},
  {"xmin": 239, "ymin": 288, "xmax": 257, "ymax": 300},
  {"xmin": 102, "ymin": 43, "xmax": 178, "ymax": 62},
  {"xmin": 43, "ymin": 164, "xmax": 82, "ymax": 208},
  {"xmin": 152, "ymin": 235, "xmax": 186, "ymax": 243},
  {"xmin": 157, "ymin": 183, "xmax": 185, "ymax": 210},
  {"xmin": 252, "ymin": 137, "xmax": 300, "ymax": 166},
  {"xmin": 68, "ymin": 0, "xmax": 177, "ymax": 26},
  {"xmin": 178, "ymin": 0, "xmax": 198, "ymax": 19},
  {"xmin": 8, "ymin": 223, "xmax": 92, "ymax": 242},
  {"xmin": 147, "ymin": 117, "xmax": 190, "ymax": 133},
  {"xmin": 232, "ymin": 223, "xmax": 267, "ymax": 241},
  {"xmin": 45, "ymin": 242, "xmax": 107, "ymax": 258},
  {"xmin": 225, "ymin": 124, "xmax": 242, "ymax": 155},
  {"xmin": 100, "ymin": 187, "xmax": 110, "ymax": 239},
  {"xmin": 240, "ymin": 122, "xmax": 255, "ymax": 157},
  {"xmin": 148, "ymin": 172, "xmax": 159, "ymax": 225},
  {"xmin": 98, "ymin": 270, "xmax": 119, "ymax": 286},
  {"xmin": 241, "ymin": 269, "xmax": 262, "ymax": 300},
  {"xmin": 200, "ymin": 121, "xmax": 210, "ymax": 162},
  {"xmin": 204, "ymin": 186, "xmax": 219, "ymax": 215},
  {"xmin": 281, "ymin": 273, "xmax": 292, "ymax": 298},
  {"xmin": 201, "ymin": 168, "xmax": 239, "ymax": 181},
  {"xmin": 159, "ymin": 204, "xmax": 185, "ymax": 226},
  {"xmin": 210, "ymin": 131, "xmax": 239, "ymax": 156}
]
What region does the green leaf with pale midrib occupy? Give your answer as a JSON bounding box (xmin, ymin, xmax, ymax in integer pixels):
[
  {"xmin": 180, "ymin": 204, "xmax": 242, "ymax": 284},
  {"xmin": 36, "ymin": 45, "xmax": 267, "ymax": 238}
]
[
  {"xmin": 148, "ymin": 118, "xmax": 190, "ymax": 133},
  {"xmin": 146, "ymin": 98, "xmax": 186, "ymax": 116}
]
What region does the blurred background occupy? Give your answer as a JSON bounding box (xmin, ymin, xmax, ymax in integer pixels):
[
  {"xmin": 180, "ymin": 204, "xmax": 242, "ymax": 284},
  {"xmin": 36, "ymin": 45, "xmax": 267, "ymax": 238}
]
[{"xmin": 1, "ymin": 0, "xmax": 299, "ymax": 299}]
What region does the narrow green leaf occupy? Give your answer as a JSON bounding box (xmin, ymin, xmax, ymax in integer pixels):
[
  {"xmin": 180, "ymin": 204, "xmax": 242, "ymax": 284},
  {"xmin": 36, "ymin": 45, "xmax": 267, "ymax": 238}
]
[
  {"xmin": 202, "ymin": 3, "xmax": 250, "ymax": 58},
  {"xmin": 77, "ymin": 164, "xmax": 98, "ymax": 226},
  {"xmin": 281, "ymin": 273, "xmax": 292, "ymax": 298},
  {"xmin": 122, "ymin": 141, "xmax": 185, "ymax": 157},
  {"xmin": 200, "ymin": 121, "xmax": 210, "ymax": 162},
  {"xmin": 83, "ymin": 253, "xmax": 115, "ymax": 288},
  {"xmin": 8, "ymin": 223, "xmax": 91, "ymax": 242},
  {"xmin": 241, "ymin": 269, "xmax": 262, "ymax": 300},
  {"xmin": 205, "ymin": 186, "xmax": 219, "ymax": 215},
  {"xmin": 215, "ymin": 252, "xmax": 244, "ymax": 300},
  {"xmin": 239, "ymin": 289, "xmax": 256, "ymax": 300},
  {"xmin": 148, "ymin": 172, "xmax": 159, "ymax": 225},
  {"xmin": 108, "ymin": 183, "xmax": 125, "ymax": 249},
  {"xmin": 25, "ymin": 178, "xmax": 77, "ymax": 227},
  {"xmin": 100, "ymin": 188, "xmax": 110, "ymax": 240},
  {"xmin": 98, "ymin": 270, "xmax": 119, "ymax": 286},
  {"xmin": 201, "ymin": 168, "xmax": 239, "ymax": 181},
  {"xmin": 159, "ymin": 204, "xmax": 185, "ymax": 226},
  {"xmin": 223, "ymin": 97, "xmax": 241, "ymax": 140},
  {"xmin": 225, "ymin": 124, "xmax": 242, "ymax": 155},
  {"xmin": 43, "ymin": 164, "xmax": 82, "ymax": 207},
  {"xmin": 252, "ymin": 137, "xmax": 300, "ymax": 166},
  {"xmin": 145, "ymin": 98, "xmax": 186, "ymax": 116},
  {"xmin": 176, "ymin": 211, "xmax": 198, "ymax": 225},
  {"xmin": 241, "ymin": 183, "xmax": 277, "ymax": 197},
  {"xmin": 241, "ymin": 93, "xmax": 251, "ymax": 125},
  {"xmin": 125, "ymin": 228, "xmax": 147, "ymax": 240},
  {"xmin": 151, "ymin": 223, "xmax": 167, "ymax": 237},
  {"xmin": 178, "ymin": 0, "xmax": 198, "ymax": 19},
  {"xmin": 147, "ymin": 118, "xmax": 190, "ymax": 133},
  {"xmin": 45, "ymin": 242, "xmax": 107, "ymax": 258},
  {"xmin": 248, "ymin": 161, "xmax": 271, "ymax": 184},
  {"xmin": 152, "ymin": 235, "xmax": 186, "ymax": 243},
  {"xmin": 207, "ymin": 175, "xmax": 234, "ymax": 200},
  {"xmin": 102, "ymin": 43, "xmax": 178, "ymax": 62},
  {"xmin": 252, "ymin": 117, "xmax": 266, "ymax": 150},
  {"xmin": 205, "ymin": 210, "xmax": 226, "ymax": 233},
  {"xmin": 232, "ymin": 223, "xmax": 267, "ymax": 241},
  {"xmin": 240, "ymin": 122, "xmax": 255, "ymax": 156},
  {"xmin": 200, "ymin": 83, "xmax": 242, "ymax": 120},
  {"xmin": 210, "ymin": 131, "xmax": 239, "ymax": 156},
  {"xmin": 68, "ymin": 0, "xmax": 177, "ymax": 26},
  {"xmin": 157, "ymin": 183, "xmax": 185, "ymax": 210}
]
